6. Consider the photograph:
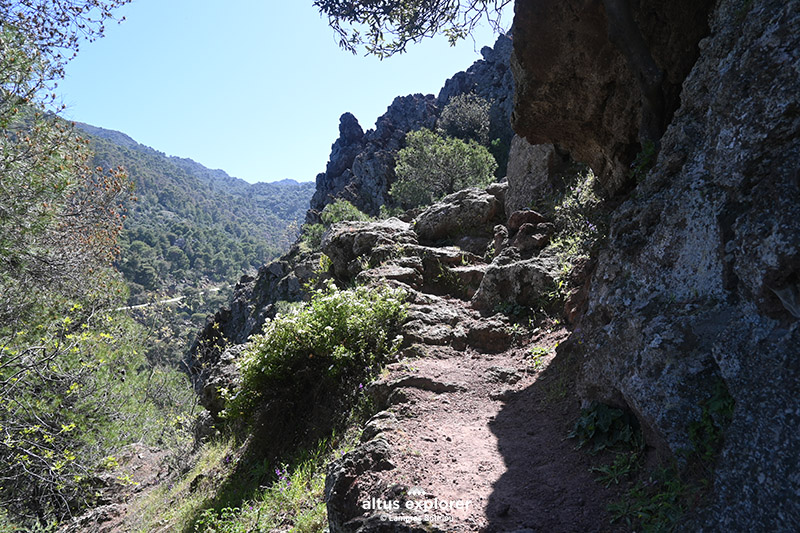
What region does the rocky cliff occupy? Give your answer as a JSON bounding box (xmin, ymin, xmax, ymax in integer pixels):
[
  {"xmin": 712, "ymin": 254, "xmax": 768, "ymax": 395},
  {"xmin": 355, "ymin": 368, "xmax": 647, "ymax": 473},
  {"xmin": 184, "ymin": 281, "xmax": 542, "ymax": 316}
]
[
  {"xmin": 308, "ymin": 34, "xmax": 515, "ymax": 220},
  {"xmin": 191, "ymin": 0, "xmax": 799, "ymax": 529},
  {"xmin": 512, "ymin": 0, "xmax": 799, "ymax": 529}
]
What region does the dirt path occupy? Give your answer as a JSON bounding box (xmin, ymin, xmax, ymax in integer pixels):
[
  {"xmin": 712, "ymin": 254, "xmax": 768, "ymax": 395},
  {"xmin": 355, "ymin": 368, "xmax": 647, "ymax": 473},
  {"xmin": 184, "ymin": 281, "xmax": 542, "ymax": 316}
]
[
  {"xmin": 332, "ymin": 294, "xmax": 627, "ymax": 532},
  {"xmin": 114, "ymin": 286, "xmax": 222, "ymax": 312}
]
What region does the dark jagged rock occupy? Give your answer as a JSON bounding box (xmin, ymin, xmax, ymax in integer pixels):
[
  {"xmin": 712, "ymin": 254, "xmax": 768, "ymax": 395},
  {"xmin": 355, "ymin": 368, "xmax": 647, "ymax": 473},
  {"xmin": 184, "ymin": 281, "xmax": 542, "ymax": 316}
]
[
  {"xmin": 506, "ymin": 209, "xmax": 547, "ymax": 232},
  {"xmin": 324, "ymin": 439, "xmax": 399, "ymax": 533},
  {"xmin": 438, "ymin": 34, "xmax": 516, "ymax": 171},
  {"xmin": 309, "ymin": 95, "xmax": 438, "ymax": 220}
]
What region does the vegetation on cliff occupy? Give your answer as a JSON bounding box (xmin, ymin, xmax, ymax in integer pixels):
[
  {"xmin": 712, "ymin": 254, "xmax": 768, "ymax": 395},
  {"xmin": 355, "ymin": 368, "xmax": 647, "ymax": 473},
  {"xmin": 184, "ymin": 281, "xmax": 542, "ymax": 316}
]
[{"xmin": 125, "ymin": 281, "xmax": 406, "ymax": 532}]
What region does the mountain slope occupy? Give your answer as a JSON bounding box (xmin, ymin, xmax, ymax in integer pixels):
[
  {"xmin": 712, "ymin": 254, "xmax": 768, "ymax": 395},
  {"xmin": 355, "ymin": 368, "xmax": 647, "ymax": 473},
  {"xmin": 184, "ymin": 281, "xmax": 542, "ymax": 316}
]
[{"xmin": 76, "ymin": 123, "xmax": 315, "ymax": 299}]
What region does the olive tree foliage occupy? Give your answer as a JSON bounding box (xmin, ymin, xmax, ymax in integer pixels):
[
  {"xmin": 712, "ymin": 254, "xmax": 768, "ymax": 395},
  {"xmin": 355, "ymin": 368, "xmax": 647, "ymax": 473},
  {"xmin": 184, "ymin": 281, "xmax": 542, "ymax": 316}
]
[
  {"xmin": 390, "ymin": 128, "xmax": 497, "ymax": 209},
  {"xmin": 314, "ymin": 0, "xmax": 512, "ymax": 57}
]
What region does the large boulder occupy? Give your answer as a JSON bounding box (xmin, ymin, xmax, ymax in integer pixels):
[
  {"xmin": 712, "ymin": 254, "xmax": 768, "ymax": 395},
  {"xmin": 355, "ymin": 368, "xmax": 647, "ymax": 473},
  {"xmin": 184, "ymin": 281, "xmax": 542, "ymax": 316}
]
[
  {"xmin": 414, "ymin": 188, "xmax": 503, "ymax": 245},
  {"xmin": 322, "ymin": 218, "xmax": 419, "ymax": 281},
  {"xmin": 471, "ymin": 251, "xmax": 559, "ymax": 311},
  {"xmin": 504, "ymin": 137, "xmax": 560, "ymax": 214}
]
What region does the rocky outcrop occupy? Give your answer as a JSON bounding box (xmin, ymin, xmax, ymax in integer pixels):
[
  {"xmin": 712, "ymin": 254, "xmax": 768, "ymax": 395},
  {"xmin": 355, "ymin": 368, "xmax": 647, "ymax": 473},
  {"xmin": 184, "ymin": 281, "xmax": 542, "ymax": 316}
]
[
  {"xmin": 548, "ymin": 0, "xmax": 800, "ymax": 528},
  {"xmin": 471, "ymin": 250, "xmax": 559, "ymax": 312},
  {"xmin": 512, "ymin": 0, "xmax": 715, "ymax": 193},
  {"xmin": 504, "ymin": 137, "xmax": 575, "ymax": 215},
  {"xmin": 308, "ymin": 95, "xmax": 437, "ymax": 220},
  {"xmin": 309, "ymin": 34, "xmax": 515, "ymax": 220},
  {"xmin": 322, "ymin": 218, "xmax": 419, "ymax": 280}
]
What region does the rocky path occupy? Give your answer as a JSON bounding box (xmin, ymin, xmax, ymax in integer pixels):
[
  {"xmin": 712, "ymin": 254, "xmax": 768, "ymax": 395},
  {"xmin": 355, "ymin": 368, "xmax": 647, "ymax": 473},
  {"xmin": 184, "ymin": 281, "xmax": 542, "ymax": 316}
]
[{"xmin": 326, "ymin": 292, "xmax": 626, "ymax": 532}]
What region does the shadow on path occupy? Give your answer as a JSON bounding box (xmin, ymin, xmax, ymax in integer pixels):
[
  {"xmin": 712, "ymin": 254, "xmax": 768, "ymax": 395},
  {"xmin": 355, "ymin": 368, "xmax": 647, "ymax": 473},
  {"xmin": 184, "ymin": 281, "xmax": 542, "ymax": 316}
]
[{"xmin": 485, "ymin": 346, "xmax": 627, "ymax": 532}]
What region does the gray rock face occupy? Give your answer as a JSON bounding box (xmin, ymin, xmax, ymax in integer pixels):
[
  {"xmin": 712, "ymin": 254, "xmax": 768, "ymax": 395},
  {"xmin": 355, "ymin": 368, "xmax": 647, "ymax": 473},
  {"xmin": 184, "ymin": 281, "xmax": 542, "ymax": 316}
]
[
  {"xmin": 567, "ymin": 0, "xmax": 800, "ymax": 528},
  {"xmin": 414, "ymin": 188, "xmax": 504, "ymax": 244},
  {"xmin": 471, "ymin": 252, "xmax": 559, "ymax": 311},
  {"xmin": 512, "ymin": 0, "xmax": 716, "ymax": 193},
  {"xmin": 322, "ymin": 218, "xmax": 419, "ymax": 280},
  {"xmin": 309, "ymin": 34, "xmax": 515, "ymax": 219},
  {"xmin": 325, "ymin": 439, "xmax": 397, "ymax": 533},
  {"xmin": 504, "ymin": 138, "xmax": 561, "ymax": 214}
]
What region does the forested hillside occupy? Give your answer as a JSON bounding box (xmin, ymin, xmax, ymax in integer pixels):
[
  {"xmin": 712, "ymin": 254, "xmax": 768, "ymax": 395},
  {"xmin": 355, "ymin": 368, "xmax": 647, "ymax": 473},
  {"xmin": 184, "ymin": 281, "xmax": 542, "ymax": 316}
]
[{"xmin": 77, "ymin": 123, "xmax": 315, "ymax": 301}]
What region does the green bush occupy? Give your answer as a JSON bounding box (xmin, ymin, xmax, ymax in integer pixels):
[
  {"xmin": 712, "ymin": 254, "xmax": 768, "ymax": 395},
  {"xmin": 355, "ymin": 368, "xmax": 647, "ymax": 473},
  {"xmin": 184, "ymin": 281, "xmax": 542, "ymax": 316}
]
[
  {"xmin": 299, "ymin": 223, "xmax": 325, "ymax": 252},
  {"xmin": 390, "ymin": 128, "xmax": 497, "ymax": 209},
  {"xmin": 320, "ymin": 199, "xmax": 371, "ymax": 226},
  {"xmin": 225, "ymin": 282, "xmax": 406, "ymax": 419},
  {"xmin": 299, "ymin": 200, "xmax": 371, "ymax": 252},
  {"xmin": 0, "ymin": 306, "xmax": 193, "ymax": 524},
  {"xmin": 436, "ymin": 93, "xmax": 491, "ymax": 145}
]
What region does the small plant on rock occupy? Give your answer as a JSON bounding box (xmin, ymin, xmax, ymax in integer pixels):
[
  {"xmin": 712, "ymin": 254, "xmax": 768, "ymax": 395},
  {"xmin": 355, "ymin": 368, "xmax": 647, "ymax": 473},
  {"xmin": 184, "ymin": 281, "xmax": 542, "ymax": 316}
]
[
  {"xmin": 568, "ymin": 402, "xmax": 642, "ymax": 455},
  {"xmin": 591, "ymin": 450, "xmax": 642, "ymax": 487},
  {"xmin": 299, "ymin": 223, "xmax": 325, "ymax": 252},
  {"xmin": 631, "ymin": 140, "xmax": 657, "ymax": 183},
  {"xmin": 549, "ymin": 169, "xmax": 606, "ymax": 263},
  {"xmin": 526, "ymin": 346, "xmax": 549, "ymax": 371}
]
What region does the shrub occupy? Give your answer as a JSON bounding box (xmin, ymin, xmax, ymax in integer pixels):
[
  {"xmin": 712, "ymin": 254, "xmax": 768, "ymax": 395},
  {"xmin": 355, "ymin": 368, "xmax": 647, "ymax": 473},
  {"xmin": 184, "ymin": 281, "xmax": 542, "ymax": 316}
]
[
  {"xmin": 225, "ymin": 281, "xmax": 406, "ymax": 419},
  {"xmin": 568, "ymin": 402, "xmax": 642, "ymax": 455},
  {"xmin": 437, "ymin": 93, "xmax": 491, "ymax": 145},
  {"xmin": 0, "ymin": 307, "xmax": 193, "ymax": 524},
  {"xmin": 390, "ymin": 128, "xmax": 497, "ymax": 209},
  {"xmin": 300, "ymin": 200, "xmax": 371, "ymax": 252},
  {"xmin": 546, "ymin": 168, "xmax": 608, "ymax": 297},
  {"xmin": 320, "ymin": 199, "xmax": 371, "ymax": 226},
  {"xmin": 299, "ymin": 223, "xmax": 325, "ymax": 252}
]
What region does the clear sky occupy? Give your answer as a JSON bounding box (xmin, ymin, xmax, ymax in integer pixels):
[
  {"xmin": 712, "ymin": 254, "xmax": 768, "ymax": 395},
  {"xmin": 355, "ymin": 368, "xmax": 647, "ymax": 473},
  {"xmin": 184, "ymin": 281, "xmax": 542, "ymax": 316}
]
[{"xmin": 56, "ymin": 1, "xmax": 508, "ymax": 184}]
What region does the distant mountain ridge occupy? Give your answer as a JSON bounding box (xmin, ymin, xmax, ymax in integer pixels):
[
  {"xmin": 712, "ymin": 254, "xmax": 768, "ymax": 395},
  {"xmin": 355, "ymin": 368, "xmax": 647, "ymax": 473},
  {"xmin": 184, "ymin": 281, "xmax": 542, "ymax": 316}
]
[
  {"xmin": 75, "ymin": 122, "xmax": 306, "ymax": 190},
  {"xmin": 74, "ymin": 122, "xmax": 315, "ymax": 301}
]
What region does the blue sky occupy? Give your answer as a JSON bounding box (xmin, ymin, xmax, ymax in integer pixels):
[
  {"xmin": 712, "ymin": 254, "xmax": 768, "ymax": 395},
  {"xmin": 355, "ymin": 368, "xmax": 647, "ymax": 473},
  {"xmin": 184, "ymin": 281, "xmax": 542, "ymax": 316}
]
[{"xmin": 57, "ymin": 1, "xmax": 508, "ymax": 184}]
